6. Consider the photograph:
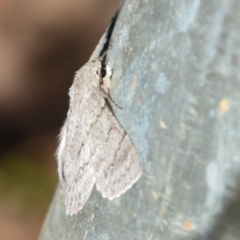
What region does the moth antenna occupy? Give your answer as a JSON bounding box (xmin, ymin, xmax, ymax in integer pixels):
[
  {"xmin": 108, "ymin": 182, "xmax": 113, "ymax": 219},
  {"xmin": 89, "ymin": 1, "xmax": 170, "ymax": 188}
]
[{"xmin": 102, "ymin": 91, "xmax": 123, "ymax": 110}]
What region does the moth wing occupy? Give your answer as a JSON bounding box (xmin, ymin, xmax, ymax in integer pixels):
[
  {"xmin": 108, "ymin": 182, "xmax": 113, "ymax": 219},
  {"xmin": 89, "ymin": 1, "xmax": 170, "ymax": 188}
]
[
  {"xmin": 65, "ymin": 158, "xmax": 95, "ymax": 216},
  {"xmin": 57, "ymin": 65, "xmax": 105, "ymax": 215},
  {"xmin": 91, "ymin": 106, "xmax": 142, "ymax": 200},
  {"xmin": 57, "ymin": 117, "xmax": 96, "ymax": 215}
]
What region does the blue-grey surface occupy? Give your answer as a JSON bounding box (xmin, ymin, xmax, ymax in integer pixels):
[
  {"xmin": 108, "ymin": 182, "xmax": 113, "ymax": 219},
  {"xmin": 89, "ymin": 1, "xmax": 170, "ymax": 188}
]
[{"xmin": 39, "ymin": 0, "xmax": 240, "ymax": 239}]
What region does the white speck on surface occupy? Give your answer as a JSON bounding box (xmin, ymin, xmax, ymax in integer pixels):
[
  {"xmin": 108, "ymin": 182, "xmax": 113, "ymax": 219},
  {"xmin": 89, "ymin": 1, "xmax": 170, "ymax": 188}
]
[{"xmin": 155, "ymin": 72, "xmax": 171, "ymax": 94}]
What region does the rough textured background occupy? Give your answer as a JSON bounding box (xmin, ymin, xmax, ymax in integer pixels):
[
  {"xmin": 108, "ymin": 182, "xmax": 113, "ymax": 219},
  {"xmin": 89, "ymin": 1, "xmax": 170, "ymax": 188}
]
[{"xmin": 39, "ymin": 0, "xmax": 240, "ymax": 239}]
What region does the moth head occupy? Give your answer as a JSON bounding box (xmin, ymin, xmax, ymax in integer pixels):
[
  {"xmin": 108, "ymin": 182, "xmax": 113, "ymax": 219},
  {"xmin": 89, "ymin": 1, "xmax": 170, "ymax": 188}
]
[{"xmin": 96, "ymin": 64, "xmax": 106, "ymax": 79}]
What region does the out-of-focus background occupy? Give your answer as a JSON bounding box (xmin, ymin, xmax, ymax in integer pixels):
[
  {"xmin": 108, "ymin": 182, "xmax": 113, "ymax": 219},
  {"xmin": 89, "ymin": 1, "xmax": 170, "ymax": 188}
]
[{"xmin": 0, "ymin": 0, "xmax": 120, "ymax": 239}]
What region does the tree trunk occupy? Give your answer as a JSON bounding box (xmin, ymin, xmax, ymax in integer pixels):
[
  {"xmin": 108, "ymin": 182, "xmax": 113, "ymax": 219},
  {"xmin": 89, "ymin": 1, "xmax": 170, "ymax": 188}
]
[{"xmin": 39, "ymin": 0, "xmax": 240, "ymax": 239}]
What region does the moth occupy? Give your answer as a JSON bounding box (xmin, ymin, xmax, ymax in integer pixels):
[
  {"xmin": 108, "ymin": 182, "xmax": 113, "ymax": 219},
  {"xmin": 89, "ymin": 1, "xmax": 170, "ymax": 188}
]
[{"xmin": 57, "ymin": 57, "xmax": 142, "ymax": 215}]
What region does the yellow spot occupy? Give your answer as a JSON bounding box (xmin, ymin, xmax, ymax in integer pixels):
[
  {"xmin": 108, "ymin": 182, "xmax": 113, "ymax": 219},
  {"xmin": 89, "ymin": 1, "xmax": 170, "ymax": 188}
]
[
  {"xmin": 162, "ymin": 156, "xmax": 166, "ymax": 165},
  {"xmin": 219, "ymin": 98, "xmax": 230, "ymax": 115},
  {"xmin": 132, "ymin": 212, "xmax": 137, "ymax": 218},
  {"xmin": 151, "ymin": 62, "xmax": 157, "ymax": 71},
  {"xmin": 184, "ymin": 221, "xmax": 194, "ymax": 231},
  {"xmin": 132, "ymin": 75, "xmax": 137, "ymax": 87},
  {"xmin": 159, "ymin": 120, "xmax": 168, "ymax": 129},
  {"xmin": 152, "ymin": 190, "xmax": 158, "ymax": 200},
  {"xmin": 137, "ymin": 98, "xmax": 141, "ymax": 104}
]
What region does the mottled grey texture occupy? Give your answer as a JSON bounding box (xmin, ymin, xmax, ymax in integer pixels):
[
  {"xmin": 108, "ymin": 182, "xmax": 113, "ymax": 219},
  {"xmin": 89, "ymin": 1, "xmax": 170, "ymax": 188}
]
[
  {"xmin": 57, "ymin": 59, "xmax": 141, "ymax": 215},
  {"xmin": 39, "ymin": 0, "xmax": 240, "ymax": 239}
]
